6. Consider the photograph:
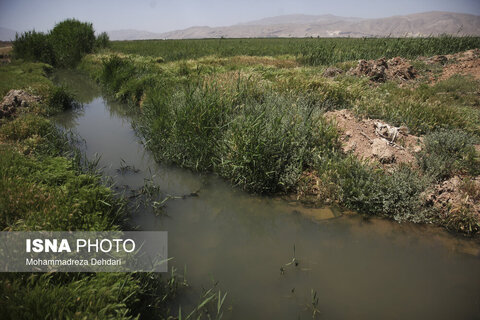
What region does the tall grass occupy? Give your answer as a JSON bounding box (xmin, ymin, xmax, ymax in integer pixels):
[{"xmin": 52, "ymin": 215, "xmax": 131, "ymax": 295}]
[
  {"xmin": 111, "ymin": 36, "xmax": 480, "ymax": 65},
  {"xmin": 137, "ymin": 77, "xmax": 339, "ymax": 194},
  {"xmin": 217, "ymin": 95, "xmax": 338, "ymax": 193}
]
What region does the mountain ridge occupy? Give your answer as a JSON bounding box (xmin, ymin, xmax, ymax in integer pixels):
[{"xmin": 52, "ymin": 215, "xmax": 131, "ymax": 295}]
[{"xmin": 107, "ymin": 11, "xmax": 480, "ymax": 40}]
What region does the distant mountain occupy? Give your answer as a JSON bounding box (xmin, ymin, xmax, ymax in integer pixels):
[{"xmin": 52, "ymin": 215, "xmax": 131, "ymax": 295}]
[
  {"xmin": 0, "ymin": 27, "xmax": 17, "ymax": 41},
  {"xmin": 238, "ymin": 14, "xmax": 364, "ymax": 26},
  {"xmin": 107, "ymin": 29, "xmax": 163, "ymax": 41},
  {"xmin": 107, "ymin": 11, "xmax": 480, "ymax": 40}
]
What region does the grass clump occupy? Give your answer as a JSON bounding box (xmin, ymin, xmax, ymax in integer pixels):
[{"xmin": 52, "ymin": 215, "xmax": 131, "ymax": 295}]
[
  {"xmin": 140, "ymin": 78, "xmax": 340, "ymax": 194},
  {"xmin": 146, "ymin": 83, "xmax": 230, "ymax": 171},
  {"xmin": 443, "ymin": 206, "xmax": 480, "ymax": 235},
  {"xmin": 417, "ymin": 129, "xmax": 480, "ymax": 181},
  {"xmin": 99, "ymin": 55, "xmax": 159, "ymax": 105},
  {"xmin": 45, "ymin": 85, "xmax": 77, "ymax": 114},
  {"xmin": 218, "ymin": 95, "xmax": 338, "ymax": 193}
]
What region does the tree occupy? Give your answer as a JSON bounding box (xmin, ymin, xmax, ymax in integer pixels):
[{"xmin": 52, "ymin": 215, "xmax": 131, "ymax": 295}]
[
  {"xmin": 95, "ymin": 32, "xmax": 110, "ymax": 50},
  {"xmin": 49, "ymin": 19, "xmax": 95, "ymax": 67}
]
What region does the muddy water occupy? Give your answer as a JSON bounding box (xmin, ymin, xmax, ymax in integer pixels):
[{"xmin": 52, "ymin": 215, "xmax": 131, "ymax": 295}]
[{"xmin": 54, "ymin": 70, "xmax": 480, "ymax": 320}]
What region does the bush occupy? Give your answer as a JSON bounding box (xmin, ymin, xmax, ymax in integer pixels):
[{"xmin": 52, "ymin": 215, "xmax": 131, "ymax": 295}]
[
  {"xmin": 314, "ymin": 156, "xmax": 429, "ymax": 222},
  {"xmin": 417, "ymin": 129, "xmax": 479, "ymax": 181},
  {"xmin": 12, "ymin": 31, "xmax": 55, "ymax": 65}
]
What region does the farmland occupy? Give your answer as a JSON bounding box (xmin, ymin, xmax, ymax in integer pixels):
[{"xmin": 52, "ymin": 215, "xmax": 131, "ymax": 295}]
[{"xmin": 111, "ymin": 36, "xmax": 480, "ymax": 64}]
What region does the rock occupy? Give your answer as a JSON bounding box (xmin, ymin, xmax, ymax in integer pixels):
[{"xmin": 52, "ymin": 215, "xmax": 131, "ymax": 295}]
[
  {"xmin": 323, "ymin": 67, "xmax": 344, "ymax": 77},
  {"xmin": 371, "ymin": 138, "xmax": 395, "ymax": 164},
  {"xmin": 0, "ymin": 89, "xmax": 40, "ymax": 119}
]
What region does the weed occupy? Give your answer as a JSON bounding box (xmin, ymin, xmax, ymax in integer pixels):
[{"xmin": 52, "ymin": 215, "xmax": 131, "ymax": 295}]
[
  {"xmin": 417, "ymin": 129, "xmax": 479, "ymax": 181},
  {"xmin": 45, "ymin": 85, "xmax": 77, "ymax": 114},
  {"xmin": 443, "ymin": 205, "xmax": 480, "ymax": 235}
]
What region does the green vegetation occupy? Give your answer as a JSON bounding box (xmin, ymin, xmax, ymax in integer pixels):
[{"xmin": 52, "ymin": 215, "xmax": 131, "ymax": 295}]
[
  {"xmin": 216, "ymin": 94, "xmax": 338, "ymax": 193},
  {"xmin": 112, "ymin": 36, "xmax": 480, "ymax": 64},
  {"xmin": 49, "ymin": 19, "xmax": 96, "ymax": 67},
  {"xmin": 13, "ymin": 19, "xmax": 110, "ymax": 67},
  {"xmin": 98, "ymin": 55, "xmax": 339, "ymax": 193},
  {"xmin": 0, "ymin": 61, "xmax": 77, "ymax": 117},
  {"xmin": 77, "ymin": 35, "xmax": 480, "ymax": 235},
  {"xmin": 0, "ymin": 61, "xmax": 184, "ymax": 319},
  {"xmin": 313, "ymin": 156, "xmax": 431, "ymax": 223},
  {"xmin": 418, "ymin": 129, "xmax": 480, "ymax": 181},
  {"xmin": 354, "ymin": 77, "xmax": 480, "ymax": 135},
  {"xmin": 11, "ymin": 31, "xmax": 55, "ymax": 65},
  {"xmin": 0, "ymin": 61, "xmax": 52, "ymax": 97}
]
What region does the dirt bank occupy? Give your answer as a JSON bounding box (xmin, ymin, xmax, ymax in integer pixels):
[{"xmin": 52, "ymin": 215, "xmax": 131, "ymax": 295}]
[
  {"xmin": 325, "ymin": 109, "xmax": 422, "ymax": 166},
  {"xmin": 426, "ymin": 175, "xmax": 480, "ymax": 234}
]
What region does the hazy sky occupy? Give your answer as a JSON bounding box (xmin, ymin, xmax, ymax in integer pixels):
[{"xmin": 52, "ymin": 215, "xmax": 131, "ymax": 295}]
[{"xmin": 1, "ymin": 0, "xmax": 479, "ymax": 33}]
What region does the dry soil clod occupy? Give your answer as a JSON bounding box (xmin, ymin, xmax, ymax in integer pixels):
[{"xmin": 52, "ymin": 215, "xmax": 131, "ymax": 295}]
[{"xmin": 348, "ymin": 57, "xmax": 417, "ymax": 82}]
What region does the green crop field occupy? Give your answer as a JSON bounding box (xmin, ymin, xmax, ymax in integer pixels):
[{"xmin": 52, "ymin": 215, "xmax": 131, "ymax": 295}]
[{"xmin": 111, "ymin": 36, "xmax": 480, "ymax": 64}]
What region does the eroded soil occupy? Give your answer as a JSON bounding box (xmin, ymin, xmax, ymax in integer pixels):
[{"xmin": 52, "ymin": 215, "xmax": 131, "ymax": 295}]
[{"xmin": 324, "ymin": 109, "xmax": 422, "ymax": 166}]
